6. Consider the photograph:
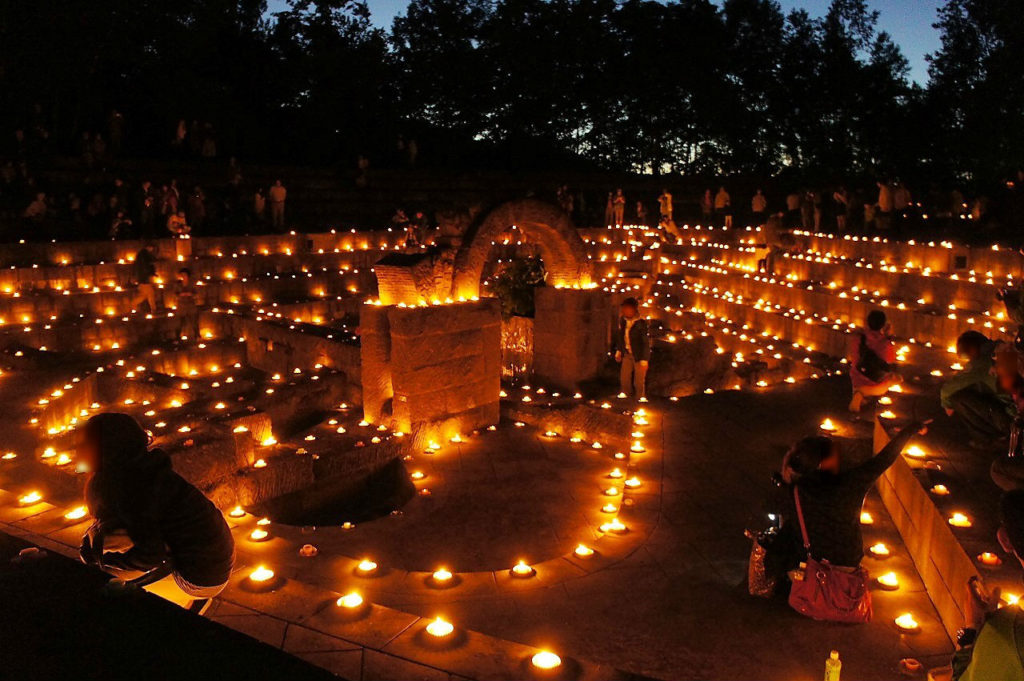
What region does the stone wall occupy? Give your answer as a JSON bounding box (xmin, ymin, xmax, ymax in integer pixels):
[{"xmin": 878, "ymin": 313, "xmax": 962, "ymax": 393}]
[
  {"xmin": 533, "ymin": 287, "xmax": 611, "ymax": 389},
  {"xmin": 361, "ymin": 299, "xmax": 501, "ymax": 444}
]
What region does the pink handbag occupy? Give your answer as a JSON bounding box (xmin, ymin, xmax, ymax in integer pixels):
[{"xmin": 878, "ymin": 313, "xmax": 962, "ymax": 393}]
[{"xmin": 788, "ymin": 488, "xmax": 873, "ymax": 623}]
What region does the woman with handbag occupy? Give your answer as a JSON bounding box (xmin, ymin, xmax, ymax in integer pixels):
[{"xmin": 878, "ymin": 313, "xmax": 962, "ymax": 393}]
[{"xmin": 777, "ymin": 420, "xmax": 928, "ymax": 622}]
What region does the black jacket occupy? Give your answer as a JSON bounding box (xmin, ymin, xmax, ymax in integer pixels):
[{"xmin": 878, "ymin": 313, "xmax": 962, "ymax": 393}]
[
  {"xmin": 613, "ymin": 316, "xmax": 652, "ymax": 361},
  {"xmin": 777, "ymin": 426, "xmax": 916, "ymax": 569},
  {"xmin": 82, "ymin": 415, "xmax": 234, "ymax": 587}
]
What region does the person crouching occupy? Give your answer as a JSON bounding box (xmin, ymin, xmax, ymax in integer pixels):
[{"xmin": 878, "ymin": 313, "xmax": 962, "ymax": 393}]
[{"xmin": 78, "ymin": 413, "xmax": 234, "ymax": 611}]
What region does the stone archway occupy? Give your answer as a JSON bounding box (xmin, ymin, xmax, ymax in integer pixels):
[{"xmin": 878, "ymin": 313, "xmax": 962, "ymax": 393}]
[{"xmin": 450, "ymin": 199, "xmax": 592, "ymax": 299}]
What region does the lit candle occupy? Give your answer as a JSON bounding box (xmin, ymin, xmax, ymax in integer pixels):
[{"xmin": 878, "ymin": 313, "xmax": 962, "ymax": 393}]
[
  {"xmin": 511, "ymin": 560, "xmax": 535, "ymax": 578},
  {"xmin": 64, "ymin": 505, "xmax": 88, "ymax": 520},
  {"xmin": 249, "ymin": 565, "xmax": 275, "ymax": 582},
  {"xmin": 819, "ymin": 418, "xmax": 837, "ymax": 432},
  {"xmin": 249, "ymin": 528, "xmax": 269, "ymax": 541},
  {"xmin": 894, "ymin": 613, "xmax": 919, "ymax": 632},
  {"xmin": 948, "ymin": 512, "xmax": 972, "ymax": 528},
  {"xmin": 877, "ymin": 572, "xmax": 900, "ymax": 590},
  {"xmin": 574, "ymin": 544, "xmax": 594, "ymax": 557},
  {"xmin": 869, "ymin": 543, "xmax": 890, "ymax": 557},
  {"xmin": 425, "ymin": 616, "xmax": 454, "ymax": 637},
  {"xmin": 531, "ymin": 651, "xmax": 562, "ymax": 670},
  {"xmin": 337, "ymin": 591, "xmax": 363, "ymax": 609},
  {"xmin": 432, "ymin": 568, "xmax": 453, "ymax": 583},
  {"xmin": 228, "ymin": 506, "xmax": 246, "ymax": 518},
  {"xmin": 600, "ymin": 518, "xmax": 627, "ymax": 534},
  {"xmin": 879, "ymin": 410, "xmax": 896, "ymax": 419},
  {"xmin": 624, "ymin": 476, "xmax": 642, "ymax": 489},
  {"xmin": 931, "ymin": 484, "xmax": 950, "ymax": 496},
  {"xmin": 979, "ymin": 552, "xmax": 1002, "ymax": 567},
  {"xmin": 357, "ymin": 559, "xmax": 378, "ymax": 575},
  {"xmin": 859, "ymin": 511, "xmax": 874, "ymax": 525},
  {"xmin": 18, "ymin": 491, "xmax": 42, "ymax": 505},
  {"xmin": 904, "ymin": 445, "xmax": 927, "ymax": 459}
]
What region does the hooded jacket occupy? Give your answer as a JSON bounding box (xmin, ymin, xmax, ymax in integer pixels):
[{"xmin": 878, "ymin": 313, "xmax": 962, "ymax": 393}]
[{"xmin": 83, "ymin": 413, "xmax": 234, "ymax": 587}]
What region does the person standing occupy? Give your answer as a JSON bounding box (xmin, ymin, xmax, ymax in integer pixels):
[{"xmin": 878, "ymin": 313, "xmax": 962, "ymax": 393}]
[
  {"xmin": 612, "ymin": 188, "xmax": 626, "ymax": 227},
  {"xmin": 876, "ymin": 180, "xmax": 894, "ymax": 231},
  {"xmin": 832, "ymin": 186, "xmax": 850, "ymax": 232},
  {"xmin": 714, "ymin": 186, "xmax": 731, "ymax": 227},
  {"xmin": 751, "ymin": 189, "xmax": 768, "ymax": 226},
  {"xmin": 604, "ymin": 192, "xmax": 614, "ymax": 227},
  {"xmin": 174, "ymin": 268, "xmax": 199, "ymax": 340},
  {"xmin": 130, "ymin": 246, "xmax": 158, "ymax": 313},
  {"xmin": 268, "ymin": 179, "xmax": 287, "ymax": 230},
  {"xmin": 613, "ymin": 297, "xmax": 651, "ymax": 400},
  {"xmin": 658, "ymin": 188, "xmax": 673, "ymax": 223},
  {"xmin": 636, "ymin": 201, "xmax": 648, "ymax": 227},
  {"xmin": 701, "ymin": 189, "xmax": 714, "ymax": 224}
]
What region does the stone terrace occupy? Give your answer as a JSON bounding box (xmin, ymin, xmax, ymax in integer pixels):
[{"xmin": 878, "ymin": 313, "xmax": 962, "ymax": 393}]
[{"xmin": 1, "ymin": 216, "xmax": 1021, "ymax": 680}]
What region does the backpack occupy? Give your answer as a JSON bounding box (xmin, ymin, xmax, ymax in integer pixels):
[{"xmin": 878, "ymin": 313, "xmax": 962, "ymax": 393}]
[{"xmin": 855, "ymin": 334, "xmax": 890, "ymax": 384}]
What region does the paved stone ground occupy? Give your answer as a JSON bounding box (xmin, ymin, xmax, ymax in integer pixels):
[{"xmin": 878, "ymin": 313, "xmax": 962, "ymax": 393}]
[
  {"xmin": 0, "ymin": 358, "xmax": 957, "ymax": 680},
  {"xmin": 242, "ymin": 377, "xmax": 954, "ymax": 681}
]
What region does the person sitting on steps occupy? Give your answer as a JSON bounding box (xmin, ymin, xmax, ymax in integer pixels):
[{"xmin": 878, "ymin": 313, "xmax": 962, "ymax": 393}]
[
  {"xmin": 848, "ymin": 309, "xmax": 901, "ymax": 413},
  {"xmin": 942, "ymin": 330, "xmax": 1015, "ymax": 448}
]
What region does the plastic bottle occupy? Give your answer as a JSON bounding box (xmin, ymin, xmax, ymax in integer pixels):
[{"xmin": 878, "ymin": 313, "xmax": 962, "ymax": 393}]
[{"xmin": 824, "ymin": 650, "xmax": 841, "ymax": 681}]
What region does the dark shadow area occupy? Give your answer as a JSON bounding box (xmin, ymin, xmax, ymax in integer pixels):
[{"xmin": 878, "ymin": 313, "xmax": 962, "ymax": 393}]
[
  {"xmin": 259, "ymin": 457, "xmax": 416, "ymax": 526},
  {"xmin": 0, "ymin": 532, "xmax": 343, "ymax": 681}
]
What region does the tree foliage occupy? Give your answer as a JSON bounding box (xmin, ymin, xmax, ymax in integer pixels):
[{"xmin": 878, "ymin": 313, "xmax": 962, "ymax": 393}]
[{"xmin": 0, "ymin": 0, "xmax": 1019, "ymax": 182}]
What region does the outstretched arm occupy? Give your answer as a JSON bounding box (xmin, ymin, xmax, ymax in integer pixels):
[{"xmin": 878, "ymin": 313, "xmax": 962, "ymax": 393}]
[{"xmin": 851, "ymin": 420, "xmax": 925, "ymax": 484}]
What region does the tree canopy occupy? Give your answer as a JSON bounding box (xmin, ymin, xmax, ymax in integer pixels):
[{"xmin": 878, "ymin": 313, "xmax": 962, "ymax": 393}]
[{"xmin": 0, "ymin": 0, "xmax": 1019, "ymax": 183}]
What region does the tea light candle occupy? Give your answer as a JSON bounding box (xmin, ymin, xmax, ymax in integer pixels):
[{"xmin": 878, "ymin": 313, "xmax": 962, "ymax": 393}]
[
  {"xmin": 894, "ymin": 613, "xmax": 919, "ymax": 632},
  {"xmin": 249, "ymin": 565, "xmax": 275, "ymax": 582},
  {"xmin": 531, "ymin": 651, "xmax": 562, "ymax": 670},
  {"xmin": 948, "ymin": 512, "xmax": 972, "ymax": 528},
  {"xmin": 904, "ymin": 445, "xmax": 926, "ymax": 459},
  {"xmin": 608, "ymin": 468, "xmax": 623, "ymax": 479},
  {"xmin": 18, "ymin": 491, "xmax": 42, "ymax": 505},
  {"xmin": 228, "ymin": 506, "xmax": 246, "ymax": 518},
  {"xmin": 860, "ymin": 511, "xmax": 874, "ymax": 525},
  {"xmin": 574, "ymin": 544, "xmax": 594, "ymax": 557},
  {"xmin": 819, "ymin": 418, "xmax": 837, "ymax": 432},
  {"xmin": 603, "ymin": 486, "xmax": 620, "ymax": 496},
  {"xmin": 869, "ymin": 543, "xmax": 890, "ymax": 557},
  {"xmin": 249, "ymin": 528, "xmax": 269, "ymax": 541},
  {"xmin": 299, "ymin": 544, "xmax": 318, "ymax": 557},
  {"xmin": 337, "ymin": 591, "xmax": 363, "ymax": 608},
  {"xmin": 877, "ymin": 572, "xmax": 900, "ymax": 590},
  {"xmin": 630, "ymin": 441, "xmax": 645, "ymax": 453},
  {"xmin": 600, "ymin": 518, "xmax": 627, "ymax": 534},
  {"xmin": 624, "ymin": 476, "xmax": 642, "ymax": 488},
  {"xmin": 602, "ymin": 503, "xmax": 618, "ymax": 513},
  {"xmin": 979, "ymin": 552, "xmax": 1002, "ymax": 567},
  {"xmin": 432, "ymin": 568, "xmax": 453, "ymax": 583},
  {"xmin": 879, "ymin": 410, "xmax": 896, "ymax": 419},
  {"xmin": 426, "ymin": 616, "xmax": 454, "ymax": 638},
  {"xmin": 64, "ymin": 505, "xmax": 88, "ymax": 520},
  {"xmin": 931, "ymin": 484, "xmax": 950, "ymax": 496},
  {"xmin": 257, "ymin": 517, "xmax": 271, "ymax": 526},
  {"xmin": 878, "ymin": 396, "xmax": 893, "ymax": 405},
  {"xmin": 357, "ymin": 559, "xmax": 378, "ymax": 575},
  {"xmin": 411, "ymin": 471, "xmax": 425, "ymax": 480},
  {"xmin": 253, "ymin": 458, "xmax": 267, "ymax": 468},
  {"xmin": 511, "ymin": 560, "xmax": 536, "ymax": 578}
]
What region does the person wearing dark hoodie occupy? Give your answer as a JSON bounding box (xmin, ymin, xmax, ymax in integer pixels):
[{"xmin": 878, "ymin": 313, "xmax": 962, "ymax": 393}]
[
  {"xmin": 941, "ymin": 330, "xmax": 1014, "ymax": 445},
  {"xmin": 78, "ymin": 413, "xmax": 234, "ymax": 611},
  {"xmin": 774, "ymin": 420, "xmax": 928, "ymax": 576}
]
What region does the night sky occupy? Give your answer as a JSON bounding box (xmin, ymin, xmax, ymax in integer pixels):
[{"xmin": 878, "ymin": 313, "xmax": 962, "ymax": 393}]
[{"xmin": 267, "ymin": 0, "xmax": 942, "ymax": 84}]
